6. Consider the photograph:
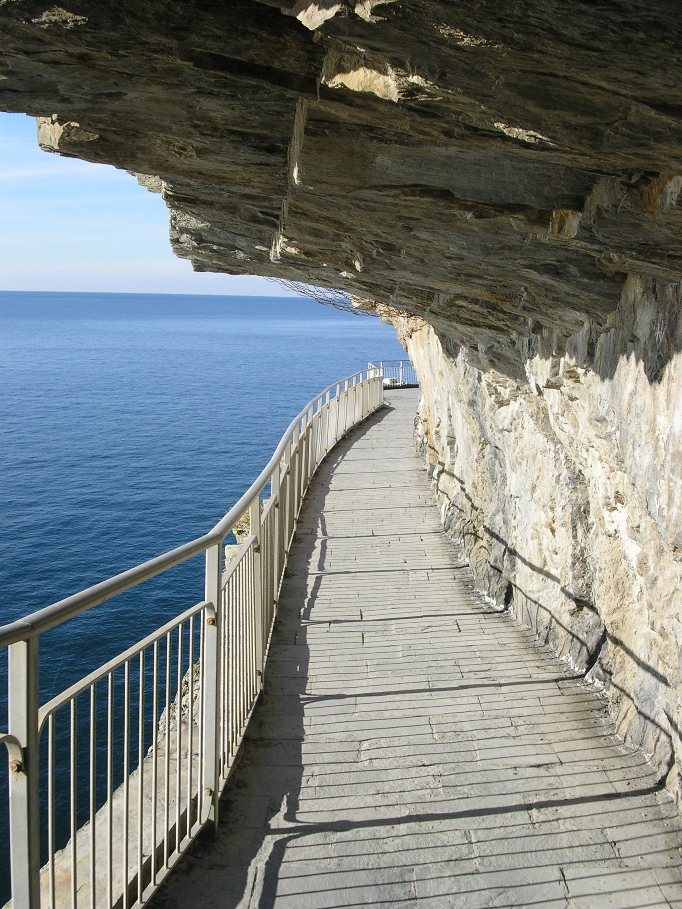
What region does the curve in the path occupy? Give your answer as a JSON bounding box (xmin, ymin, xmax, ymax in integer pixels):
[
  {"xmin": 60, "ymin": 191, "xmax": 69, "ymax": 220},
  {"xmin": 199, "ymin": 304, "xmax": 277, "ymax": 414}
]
[{"xmin": 154, "ymin": 390, "xmax": 682, "ymax": 909}]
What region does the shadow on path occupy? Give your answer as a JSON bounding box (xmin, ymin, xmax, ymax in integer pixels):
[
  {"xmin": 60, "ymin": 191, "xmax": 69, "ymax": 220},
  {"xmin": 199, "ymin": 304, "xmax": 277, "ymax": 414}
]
[{"xmin": 153, "ymin": 393, "xmax": 682, "ymax": 909}]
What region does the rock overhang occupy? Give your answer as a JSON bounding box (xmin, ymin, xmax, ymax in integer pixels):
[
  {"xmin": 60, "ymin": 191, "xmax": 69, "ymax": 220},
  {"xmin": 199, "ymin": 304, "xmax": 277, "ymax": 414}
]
[{"xmin": 1, "ymin": 0, "xmax": 680, "ymax": 378}]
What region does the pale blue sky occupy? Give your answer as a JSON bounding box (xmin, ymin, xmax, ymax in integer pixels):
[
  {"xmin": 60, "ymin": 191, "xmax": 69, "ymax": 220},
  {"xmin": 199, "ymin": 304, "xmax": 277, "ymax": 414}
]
[{"xmin": 0, "ymin": 112, "xmax": 286, "ymax": 294}]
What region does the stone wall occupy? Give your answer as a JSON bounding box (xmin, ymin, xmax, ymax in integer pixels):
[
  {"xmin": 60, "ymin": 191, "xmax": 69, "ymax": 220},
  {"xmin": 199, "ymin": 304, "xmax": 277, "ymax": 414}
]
[{"xmin": 397, "ymin": 275, "xmax": 682, "ymax": 803}]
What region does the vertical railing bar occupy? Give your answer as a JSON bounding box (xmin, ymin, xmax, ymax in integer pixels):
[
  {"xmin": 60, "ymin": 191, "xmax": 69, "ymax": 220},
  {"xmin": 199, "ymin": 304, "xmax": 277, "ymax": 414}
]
[
  {"xmin": 249, "ymin": 548, "xmax": 254, "ymax": 701},
  {"xmin": 175, "ymin": 623, "xmax": 183, "ymax": 851},
  {"xmin": 245, "ymin": 551, "xmax": 252, "ymax": 706},
  {"xmin": 251, "ymin": 546, "xmax": 257, "ymax": 698},
  {"xmin": 122, "ymin": 661, "xmax": 130, "ymax": 909},
  {"xmin": 163, "ymin": 632, "xmax": 171, "ymax": 869},
  {"xmin": 291, "ymin": 438, "xmax": 296, "ymax": 538},
  {"xmin": 90, "ymin": 685, "xmax": 97, "ymax": 909},
  {"xmin": 228, "ymin": 570, "xmax": 233, "ymax": 769},
  {"xmin": 224, "ymin": 576, "xmax": 230, "ymax": 764},
  {"xmin": 230, "ymin": 574, "xmax": 237, "ymax": 757},
  {"xmin": 197, "ymin": 611, "xmax": 205, "ymax": 821},
  {"xmin": 222, "ymin": 577, "xmax": 229, "ymax": 773},
  {"xmin": 244, "ymin": 554, "xmax": 250, "ymax": 708},
  {"xmin": 106, "ymin": 672, "xmax": 114, "ymax": 909},
  {"xmin": 187, "ymin": 614, "xmax": 194, "ymax": 836},
  {"xmin": 238, "ymin": 566, "xmax": 245, "ymax": 735},
  {"xmin": 48, "ymin": 711, "xmax": 56, "ymax": 909},
  {"xmin": 151, "ymin": 640, "xmax": 159, "ymax": 886},
  {"xmin": 137, "ymin": 650, "xmax": 145, "ymax": 903},
  {"xmin": 239, "ymin": 563, "xmax": 244, "ymax": 733},
  {"xmin": 239, "ymin": 558, "xmax": 249, "ymax": 712},
  {"xmin": 70, "ymin": 696, "xmax": 78, "ymax": 909},
  {"xmin": 233, "ymin": 571, "xmax": 237, "ymax": 755},
  {"xmin": 241, "ymin": 561, "xmax": 246, "ymax": 731}
]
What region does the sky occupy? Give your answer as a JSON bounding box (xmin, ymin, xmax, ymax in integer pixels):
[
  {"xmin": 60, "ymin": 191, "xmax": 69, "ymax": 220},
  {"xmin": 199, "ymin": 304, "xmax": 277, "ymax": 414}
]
[{"xmin": 0, "ymin": 111, "xmax": 289, "ymax": 295}]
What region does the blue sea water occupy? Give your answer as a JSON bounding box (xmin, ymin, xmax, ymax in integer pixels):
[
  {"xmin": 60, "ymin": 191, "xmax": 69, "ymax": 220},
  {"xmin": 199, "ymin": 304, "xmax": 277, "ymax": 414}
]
[{"xmin": 0, "ymin": 290, "xmax": 405, "ymax": 893}]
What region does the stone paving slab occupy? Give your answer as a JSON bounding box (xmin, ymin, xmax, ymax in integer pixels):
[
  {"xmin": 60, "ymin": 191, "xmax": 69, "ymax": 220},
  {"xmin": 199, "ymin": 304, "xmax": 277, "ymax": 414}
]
[{"xmin": 154, "ymin": 390, "xmax": 682, "ymax": 909}]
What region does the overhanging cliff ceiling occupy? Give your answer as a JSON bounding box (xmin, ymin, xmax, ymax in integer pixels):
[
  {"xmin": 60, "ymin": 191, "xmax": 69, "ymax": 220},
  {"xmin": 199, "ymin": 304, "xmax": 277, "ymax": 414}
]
[{"xmin": 1, "ymin": 0, "xmax": 681, "ymax": 372}]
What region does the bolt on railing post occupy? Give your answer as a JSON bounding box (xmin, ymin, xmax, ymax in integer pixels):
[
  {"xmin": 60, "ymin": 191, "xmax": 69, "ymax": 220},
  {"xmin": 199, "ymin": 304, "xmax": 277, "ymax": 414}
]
[
  {"xmin": 7, "ymin": 636, "xmax": 41, "ymax": 909},
  {"xmin": 202, "ymin": 542, "xmax": 222, "ymax": 827},
  {"xmin": 249, "ymin": 497, "xmax": 264, "ymax": 684}
]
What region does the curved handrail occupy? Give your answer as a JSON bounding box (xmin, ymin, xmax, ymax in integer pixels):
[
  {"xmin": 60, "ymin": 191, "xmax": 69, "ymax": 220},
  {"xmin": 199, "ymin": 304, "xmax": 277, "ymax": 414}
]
[{"xmin": 0, "ymin": 368, "xmax": 374, "ymax": 648}]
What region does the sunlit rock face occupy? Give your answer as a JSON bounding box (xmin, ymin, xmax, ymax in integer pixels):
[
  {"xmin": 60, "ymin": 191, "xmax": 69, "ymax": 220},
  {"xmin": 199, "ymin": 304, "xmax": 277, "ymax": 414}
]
[
  {"xmin": 1, "ymin": 2, "xmax": 680, "ymax": 796},
  {"xmin": 397, "ymin": 275, "xmax": 681, "ymax": 802}
]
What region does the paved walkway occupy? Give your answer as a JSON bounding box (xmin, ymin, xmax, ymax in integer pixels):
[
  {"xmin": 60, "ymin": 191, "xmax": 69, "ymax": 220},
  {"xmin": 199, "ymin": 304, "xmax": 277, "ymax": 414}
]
[{"xmin": 156, "ymin": 391, "xmax": 682, "ymax": 909}]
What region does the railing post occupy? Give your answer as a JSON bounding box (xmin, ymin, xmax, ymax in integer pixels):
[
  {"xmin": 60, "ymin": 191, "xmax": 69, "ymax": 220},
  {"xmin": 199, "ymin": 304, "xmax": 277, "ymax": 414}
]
[
  {"xmin": 303, "ymin": 410, "xmax": 313, "ymax": 491},
  {"xmin": 280, "ymin": 452, "xmax": 289, "ymax": 557},
  {"xmin": 290, "ymin": 422, "xmax": 301, "ymax": 533},
  {"xmin": 343, "ymin": 380, "xmax": 349, "ymax": 434},
  {"xmin": 271, "ymin": 468, "xmax": 281, "ymax": 603},
  {"xmin": 332, "ymin": 386, "xmax": 340, "ymax": 445},
  {"xmin": 202, "ymin": 542, "xmax": 222, "ymax": 826},
  {"xmin": 303, "ymin": 410, "xmax": 312, "ymax": 490},
  {"xmin": 7, "ymin": 637, "xmax": 41, "ymax": 909},
  {"xmin": 323, "ymin": 391, "xmax": 331, "ymax": 455},
  {"xmin": 399, "ymin": 361, "xmax": 404, "ymax": 386},
  {"xmin": 313, "ymin": 404, "xmax": 321, "ymax": 471},
  {"xmin": 249, "ymin": 497, "xmax": 264, "ymax": 685}
]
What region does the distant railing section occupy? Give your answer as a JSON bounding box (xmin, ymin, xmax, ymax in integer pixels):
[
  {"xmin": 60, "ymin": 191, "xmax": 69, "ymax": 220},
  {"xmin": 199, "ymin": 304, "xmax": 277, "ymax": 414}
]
[
  {"xmin": 368, "ymin": 360, "xmax": 419, "ymax": 388},
  {"xmin": 0, "ymin": 368, "xmax": 384, "ymax": 909}
]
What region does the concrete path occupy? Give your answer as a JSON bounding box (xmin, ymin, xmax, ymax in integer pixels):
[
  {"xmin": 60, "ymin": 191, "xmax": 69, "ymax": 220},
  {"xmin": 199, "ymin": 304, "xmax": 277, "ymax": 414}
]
[{"xmin": 156, "ymin": 391, "xmax": 682, "ymax": 909}]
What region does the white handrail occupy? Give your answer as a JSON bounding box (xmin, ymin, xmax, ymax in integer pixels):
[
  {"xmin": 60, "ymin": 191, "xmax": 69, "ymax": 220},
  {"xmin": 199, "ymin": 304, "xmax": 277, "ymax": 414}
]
[
  {"xmin": 1, "ymin": 367, "xmax": 384, "ymax": 909},
  {"xmin": 367, "ymin": 359, "xmax": 418, "ymax": 387}
]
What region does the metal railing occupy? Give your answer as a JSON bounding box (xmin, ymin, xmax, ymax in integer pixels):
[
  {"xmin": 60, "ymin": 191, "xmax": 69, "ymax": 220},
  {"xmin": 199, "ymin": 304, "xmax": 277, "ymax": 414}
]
[
  {"xmin": 367, "ymin": 360, "xmax": 418, "ymax": 388},
  {"xmin": 0, "ymin": 368, "xmax": 384, "ymax": 909}
]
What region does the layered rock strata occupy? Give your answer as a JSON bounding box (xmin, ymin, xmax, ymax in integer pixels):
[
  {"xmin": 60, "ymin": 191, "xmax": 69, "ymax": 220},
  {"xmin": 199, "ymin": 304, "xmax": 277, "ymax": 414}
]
[{"xmin": 0, "ymin": 0, "xmax": 680, "ymax": 798}]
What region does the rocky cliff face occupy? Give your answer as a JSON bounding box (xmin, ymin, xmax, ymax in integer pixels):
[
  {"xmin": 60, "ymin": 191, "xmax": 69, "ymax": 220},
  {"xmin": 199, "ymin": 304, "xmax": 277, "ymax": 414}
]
[
  {"xmin": 397, "ymin": 279, "xmax": 681, "ymax": 802},
  {"xmin": 1, "ymin": 1, "xmax": 680, "ymax": 798}
]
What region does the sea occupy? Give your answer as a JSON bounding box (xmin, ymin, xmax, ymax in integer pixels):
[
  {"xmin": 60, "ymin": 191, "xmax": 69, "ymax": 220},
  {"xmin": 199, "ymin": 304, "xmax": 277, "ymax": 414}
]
[{"xmin": 0, "ymin": 290, "xmax": 405, "ymax": 895}]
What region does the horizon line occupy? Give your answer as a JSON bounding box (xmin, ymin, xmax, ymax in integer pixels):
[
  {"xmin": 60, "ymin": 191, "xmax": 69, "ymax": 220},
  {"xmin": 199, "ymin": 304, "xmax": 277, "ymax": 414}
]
[{"xmin": 0, "ymin": 288, "xmax": 317, "ymax": 300}]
